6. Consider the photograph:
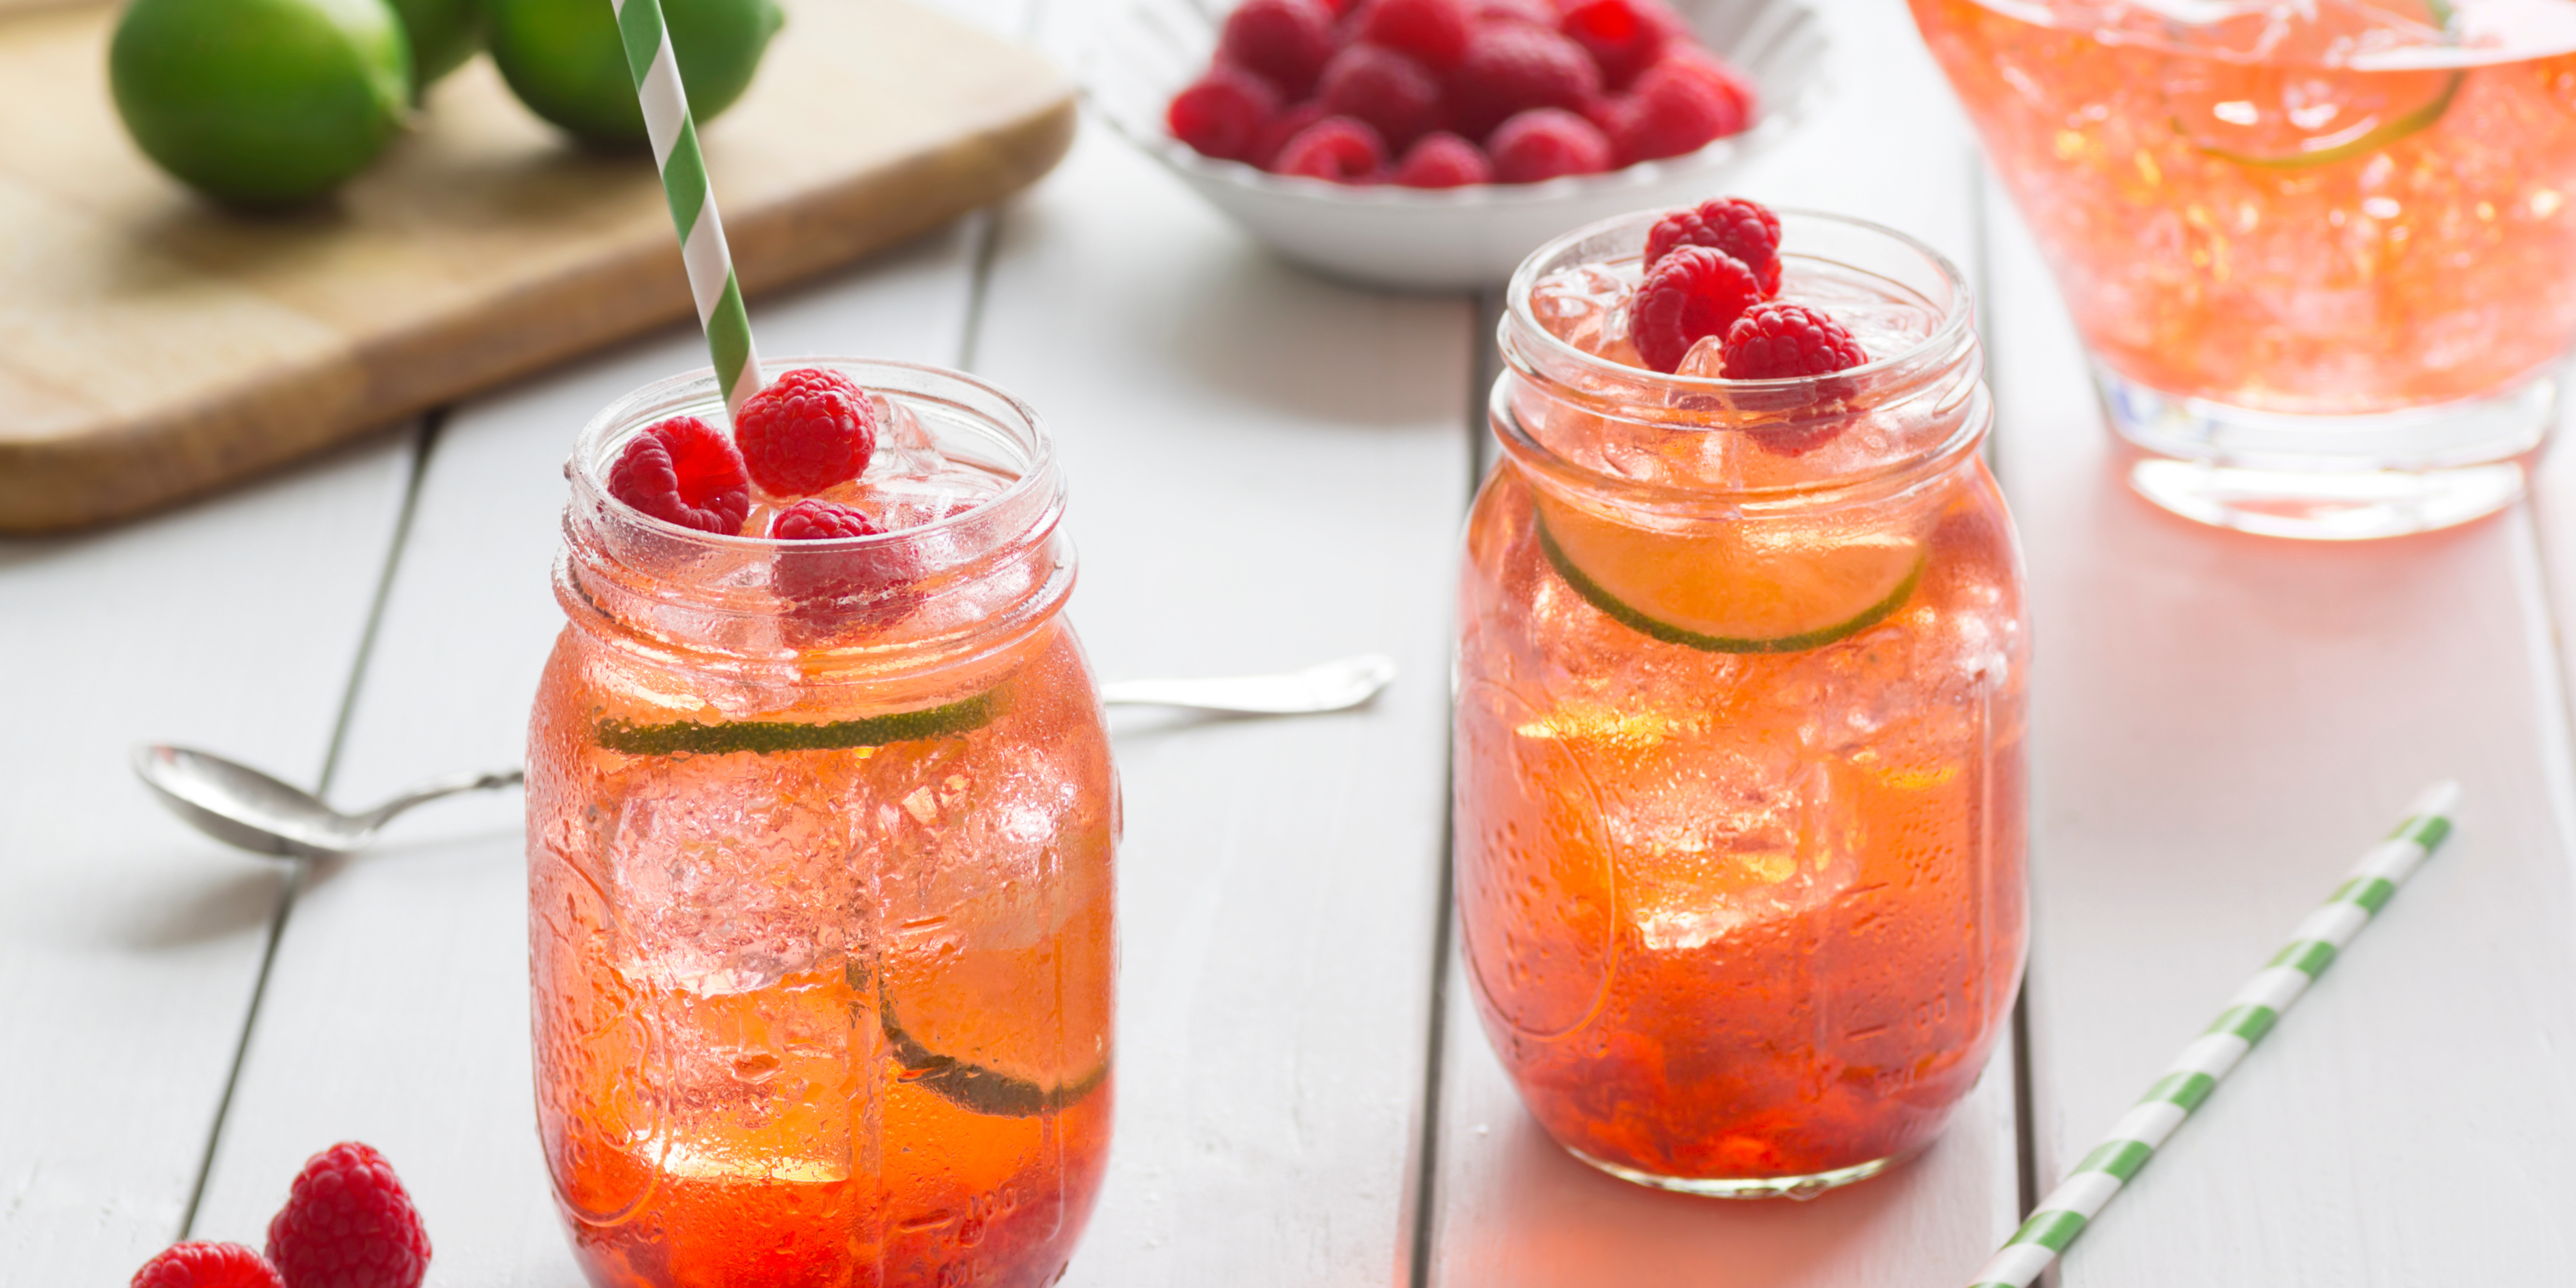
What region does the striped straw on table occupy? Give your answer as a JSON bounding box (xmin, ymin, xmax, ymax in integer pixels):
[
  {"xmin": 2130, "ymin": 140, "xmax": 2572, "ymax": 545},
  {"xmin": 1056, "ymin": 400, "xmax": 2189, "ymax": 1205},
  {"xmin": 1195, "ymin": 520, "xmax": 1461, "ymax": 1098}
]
[
  {"xmin": 609, "ymin": 0, "xmax": 763, "ymax": 415},
  {"xmin": 1967, "ymin": 780, "xmax": 2462, "ymax": 1288}
]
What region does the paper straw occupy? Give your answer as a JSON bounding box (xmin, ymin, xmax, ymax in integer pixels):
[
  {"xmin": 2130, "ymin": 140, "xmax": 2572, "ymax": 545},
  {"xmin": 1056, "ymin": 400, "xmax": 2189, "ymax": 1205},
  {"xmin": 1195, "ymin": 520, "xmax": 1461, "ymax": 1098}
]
[
  {"xmin": 609, "ymin": 0, "xmax": 763, "ymax": 414},
  {"xmin": 1967, "ymin": 780, "xmax": 2462, "ymax": 1288}
]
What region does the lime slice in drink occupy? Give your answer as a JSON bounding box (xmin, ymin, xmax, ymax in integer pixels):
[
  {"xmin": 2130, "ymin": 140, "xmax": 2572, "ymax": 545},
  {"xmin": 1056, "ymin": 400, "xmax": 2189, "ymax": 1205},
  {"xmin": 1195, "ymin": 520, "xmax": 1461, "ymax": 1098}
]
[
  {"xmin": 2168, "ymin": 67, "xmax": 2464, "ymax": 170},
  {"xmin": 108, "ymin": 0, "xmax": 412, "ymax": 206},
  {"xmin": 1533, "ymin": 497, "xmax": 1924, "ymax": 654},
  {"xmin": 876, "ymin": 928, "xmax": 1111, "ymax": 1119}
]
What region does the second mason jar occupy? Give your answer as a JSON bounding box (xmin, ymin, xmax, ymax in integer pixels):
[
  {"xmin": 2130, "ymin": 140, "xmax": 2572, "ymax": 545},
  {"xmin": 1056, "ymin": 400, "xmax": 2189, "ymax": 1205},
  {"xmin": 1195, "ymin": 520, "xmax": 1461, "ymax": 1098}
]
[
  {"xmin": 528, "ymin": 360, "xmax": 1114, "ymax": 1287},
  {"xmin": 1456, "ymin": 211, "xmax": 2029, "ymax": 1198}
]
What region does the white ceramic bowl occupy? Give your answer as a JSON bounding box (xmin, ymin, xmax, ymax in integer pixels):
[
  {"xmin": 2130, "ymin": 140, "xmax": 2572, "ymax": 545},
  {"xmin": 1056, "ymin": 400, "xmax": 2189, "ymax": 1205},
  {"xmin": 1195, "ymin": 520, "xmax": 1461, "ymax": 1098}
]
[{"xmin": 1083, "ymin": 0, "xmax": 1828, "ymax": 290}]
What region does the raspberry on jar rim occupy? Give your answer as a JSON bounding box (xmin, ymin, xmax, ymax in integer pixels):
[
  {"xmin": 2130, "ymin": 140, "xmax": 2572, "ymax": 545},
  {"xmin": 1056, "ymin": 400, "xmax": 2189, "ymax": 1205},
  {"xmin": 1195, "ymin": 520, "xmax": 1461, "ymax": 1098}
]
[
  {"xmin": 735, "ymin": 367, "xmax": 880, "ymax": 497},
  {"xmin": 1646, "ymin": 196, "xmax": 1782, "ymax": 291},
  {"xmin": 604, "ymin": 414, "xmax": 752, "ymax": 535},
  {"xmin": 1627, "ymin": 244, "xmax": 1762, "ymax": 373}
]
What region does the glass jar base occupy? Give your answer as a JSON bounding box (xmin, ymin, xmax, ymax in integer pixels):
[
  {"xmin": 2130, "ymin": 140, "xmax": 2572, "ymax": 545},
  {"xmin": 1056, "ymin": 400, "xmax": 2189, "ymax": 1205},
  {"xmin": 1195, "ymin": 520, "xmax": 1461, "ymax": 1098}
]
[
  {"xmin": 1565, "ymin": 1144, "xmax": 1918, "ymax": 1201},
  {"xmin": 2096, "ymin": 364, "xmax": 2550, "ymax": 540}
]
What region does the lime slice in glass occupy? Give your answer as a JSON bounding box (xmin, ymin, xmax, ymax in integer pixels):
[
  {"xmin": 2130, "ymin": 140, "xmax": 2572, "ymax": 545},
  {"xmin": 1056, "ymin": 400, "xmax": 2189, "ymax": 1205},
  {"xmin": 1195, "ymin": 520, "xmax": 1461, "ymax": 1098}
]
[{"xmin": 1534, "ymin": 497, "xmax": 1924, "ymax": 654}]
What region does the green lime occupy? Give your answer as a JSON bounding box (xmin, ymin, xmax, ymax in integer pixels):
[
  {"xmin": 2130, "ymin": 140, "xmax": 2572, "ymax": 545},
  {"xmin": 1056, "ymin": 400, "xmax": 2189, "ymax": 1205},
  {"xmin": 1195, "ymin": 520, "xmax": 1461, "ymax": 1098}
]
[
  {"xmin": 109, "ymin": 0, "xmax": 412, "ymax": 206},
  {"xmin": 1532, "ymin": 499, "xmax": 1925, "ymax": 654},
  {"xmin": 387, "ymin": 0, "xmax": 483, "ymax": 91},
  {"xmin": 485, "ymin": 0, "xmax": 782, "ymax": 147}
]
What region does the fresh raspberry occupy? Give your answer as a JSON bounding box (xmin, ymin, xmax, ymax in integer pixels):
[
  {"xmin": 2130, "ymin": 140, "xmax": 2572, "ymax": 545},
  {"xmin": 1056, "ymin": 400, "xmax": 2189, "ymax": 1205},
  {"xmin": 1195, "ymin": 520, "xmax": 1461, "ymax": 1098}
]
[
  {"xmin": 1556, "ymin": 0, "xmax": 1685, "ymax": 89},
  {"xmin": 1270, "ymin": 115, "xmax": 1389, "ymax": 181},
  {"xmin": 1219, "ymin": 0, "xmax": 1338, "ymax": 97},
  {"xmin": 1604, "ymin": 58, "xmax": 1745, "ymax": 165},
  {"xmin": 1444, "ymin": 24, "xmax": 1602, "ymax": 141},
  {"xmin": 1719, "ymin": 301, "xmax": 1869, "ymax": 379},
  {"xmin": 1168, "ymin": 65, "xmax": 1281, "ymax": 162},
  {"xmin": 771, "ymin": 497, "xmax": 885, "ymax": 541},
  {"xmin": 1392, "ymin": 130, "xmax": 1492, "ymax": 186},
  {"xmin": 1318, "ymin": 44, "xmax": 1443, "ymax": 150},
  {"xmin": 1251, "ymin": 101, "xmax": 1327, "ymax": 167},
  {"xmin": 1471, "ymin": 0, "xmax": 1553, "ymax": 27},
  {"xmin": 1627, "ymin": 245, "xmax": 1762, "ymax": 373},
  {"xmin": 605, "ymin": 414, "xmax": 751, "ymax": 535},
  {"xmin": 134, "ymin": 1243, "xmax": 284, "ymax": 1288},
  {"xmin": 1487, "ymin": 107, "xmax": 1613, "ymax": 182},
  {"xmin": 264, "ymin": 1143, "xmax": 431, "ymax": 1288},
  {"xmin": 1355, "ymin": 0, "xmax": 1472, "ymax": 69},
  {"xmin": 1651, "ymin": 45, "xmax": 1756, "ymax": 125},
  {"xmin": 1645, "ymin": 195, "xmax": 1781, "ymax": 290},
  {"xmin": 735, "ymin": 368, "xmax": 879, "ymax": 497}
]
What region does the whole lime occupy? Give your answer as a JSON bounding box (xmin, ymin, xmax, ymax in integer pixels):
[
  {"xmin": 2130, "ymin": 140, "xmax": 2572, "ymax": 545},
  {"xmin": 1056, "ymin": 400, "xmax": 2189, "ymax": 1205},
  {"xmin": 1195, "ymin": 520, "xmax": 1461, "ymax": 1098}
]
[
  {"xmin": 388, "ymin": 0, "xmax": 483, "ymax": 91},
  {"xmin": 109, "ymin": 0, "xmax": 413, "ymax": 206},
  {"xmin": 486, "ymin": 0, "xmax": 782, "ymax": 147}
]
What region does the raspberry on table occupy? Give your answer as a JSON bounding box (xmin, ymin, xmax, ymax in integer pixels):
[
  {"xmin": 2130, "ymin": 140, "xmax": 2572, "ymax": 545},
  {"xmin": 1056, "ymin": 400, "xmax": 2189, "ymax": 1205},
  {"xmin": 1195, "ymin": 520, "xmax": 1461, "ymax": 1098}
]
[
  {"xmin": 1392, "ymin": 131, "xmax": 1492, "ymax": 187},
  {"xmin": 605, "ymin": 414, "xmax": 751, "ymax": 535},
  {"xmin": 1645, "ymin": 195, "xmax": 1781, "ymax": 291},
  {"xmin": 1719, "ymin": 301, "xmax": 1869, "ymax": 379},
  {"xmin": 1488, "ymin": 107, "xmax": 1613, "ymax": 183},
  {"xmin": 735, "ymin": 367, "xmax": 879, "ymax": 497},
  {"xmin": 264, "ymin": 1143, "xmax": 431, "ymax": 1288},
  {"xmin": 771, "ymin": 497, "xmax": 885, "ymax": 541},
  {"xmin": 1627, "ymin": 245, "xmax": 1763, "ymax": 373},
  {"xmin": 1605, "ymin": 58, "xmax": 1747, "ymax": 165},
  {"xmin": 1168, "ymin": 65, "xmax": 1282, "ymax": 162},
  {"xmin": 1556, "ymin": 0, "xmax": 1685, "ymax": 90},
  {"xmin": 133, "ymin": 1242, "xmax": 284, "ymax": 1288},
  {"xmin": 1357, "ymin": 0, "xmax": 1473, "ymax": 69},
  {"xmin": 1251, "ymin": 101, "xmax": 1327, "ymax": 167},
  {"xmin": 1319, "ymin": 44, "xmax": 1444, "ymax": 151},
  {"xmin": 1444, "ymin": 24, "xmax": 1601, "ymax": 142},
  {"xmin": 1218, "ymin": 0, "xmax": 1337, "ymax": 97},
  {"xmin": 1270, "ymin": 115, "xmax": 1389, "ymax": 181}
]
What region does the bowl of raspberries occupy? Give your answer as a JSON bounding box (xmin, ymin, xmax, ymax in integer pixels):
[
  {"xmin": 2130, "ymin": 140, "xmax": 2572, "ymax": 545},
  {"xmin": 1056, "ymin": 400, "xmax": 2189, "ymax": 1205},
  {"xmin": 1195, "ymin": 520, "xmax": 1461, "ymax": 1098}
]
[{"xmin": 1086, "ymin": 0, "xmax": 1824, "ymax": 288}]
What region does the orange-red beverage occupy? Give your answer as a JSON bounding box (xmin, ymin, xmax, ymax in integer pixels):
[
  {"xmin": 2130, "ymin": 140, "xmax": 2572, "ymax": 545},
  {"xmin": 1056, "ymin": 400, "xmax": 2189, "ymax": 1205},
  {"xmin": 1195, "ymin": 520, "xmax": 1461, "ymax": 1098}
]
[
  {"xmin": 529, "ymin": 361, "xmax": 1113, "ymax": 1286},
  {"xmin": 1457, "ymin": 212, "xmax": 2028, "ymax": 1197}
]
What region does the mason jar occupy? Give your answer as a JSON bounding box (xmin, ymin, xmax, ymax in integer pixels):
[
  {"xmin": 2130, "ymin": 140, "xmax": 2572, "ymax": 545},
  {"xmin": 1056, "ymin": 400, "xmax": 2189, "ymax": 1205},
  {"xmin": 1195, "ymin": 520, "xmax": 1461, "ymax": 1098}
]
[
  {"xmin": 1455, "ymin": 211, "xmax": 2029, "ymax": 1198},
  {"xmin": 527, "ymin": 360, "xmax": 1114, "ymax": 1286}
]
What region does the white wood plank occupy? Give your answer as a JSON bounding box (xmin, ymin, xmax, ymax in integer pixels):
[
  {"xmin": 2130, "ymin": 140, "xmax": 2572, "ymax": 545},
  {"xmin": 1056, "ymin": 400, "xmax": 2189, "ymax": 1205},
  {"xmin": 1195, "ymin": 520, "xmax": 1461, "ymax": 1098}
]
[
  {"xmin": 1987, "ymin": 176, "xmax": 2576, "ymax": 1287},
  {"xmin": 0, "ymin": 435, "xmax": 416, "ymax": 1280},
  {"xmin": 969, "ymin": 129, "xmax": 1474, "ymax": 1281},
  {"xmin": 185, "ymin": 226, "xmax": 990, "ymax": 1282},
  {"xmin": 1429, "ymin": 1, "xmax": 2023, "ymax": 1281}
]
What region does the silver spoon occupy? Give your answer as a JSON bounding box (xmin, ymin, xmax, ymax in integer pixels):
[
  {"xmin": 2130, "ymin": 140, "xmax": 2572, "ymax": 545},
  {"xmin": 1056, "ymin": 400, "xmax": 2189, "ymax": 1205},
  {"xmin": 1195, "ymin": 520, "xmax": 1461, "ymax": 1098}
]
[{"xmin": 136, "ymin": 654, "xmax": 1396, "ymax": 859}]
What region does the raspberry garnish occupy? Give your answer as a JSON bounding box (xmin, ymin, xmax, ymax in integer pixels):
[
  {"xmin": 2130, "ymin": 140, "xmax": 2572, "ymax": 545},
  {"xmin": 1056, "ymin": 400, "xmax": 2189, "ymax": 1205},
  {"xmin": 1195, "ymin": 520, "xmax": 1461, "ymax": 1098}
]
[
  {"xmin": 1645, "ymin": 196, "xmax": 1781, "ymax": 292},
  {"xmin": 1605, "ymin": 58, "xmax": 1747, "ymax": 165},
  {"xmin": 1168, "ymin": 65, "xmax": 1281, "ymax": 162},
  {"xmin": 1556, "ymin": 0, "xmax": 1685, "ymax": 91},
  {"xmin": 1445, "ymin": 24, "xmax": 1601, "ymax": 142},
  {"xmin": 264, "ymin": 1143, "xmax": 431, "ymax": 1288},
  {"xmin": 605, "ymin": 414, "xmax": 751, "ymax": 535},
  {"xmin": 1472, "ymin": 0, "xmax": 1553, "ymax": 25},
  {"xmin": 771, "ymin": 497, "xmax": 885, "ymax": 541},
  {"xmin": 1627, "ymin": 245, "xmax": 1762, "ymax": 373},
  {"xmin": 133, "ymin": 1242, "xmax": 284, "ymax": 1288},
  {"xmin": 1218, "ymin": 0, "xmax": 1337, "ymax": 97},
  {"xmin": 1270, "ymin": 116, "xmax": 1389, "ymax": 181},
  {"xmin": 1719, "ymin": 301, "xmax": 1869, "ymax": 379},
  {"xmin": 1356, "ymin": 0, "xmax": 1473, "ymax": 69},
  {"xmin": 1488, "ymin": 107, "xmax": 1612, "ymax": 183},
  {"xmin": 735, "ymin": 367, "xmax": 879, "ymax": 497},
  {"xmin": 1319, "ymin": 44, "xmax": 1444, "ymax": 151},
  {"xmin": 1392, "ymin": 131, "xmax": 1492, "ymax": 187}
]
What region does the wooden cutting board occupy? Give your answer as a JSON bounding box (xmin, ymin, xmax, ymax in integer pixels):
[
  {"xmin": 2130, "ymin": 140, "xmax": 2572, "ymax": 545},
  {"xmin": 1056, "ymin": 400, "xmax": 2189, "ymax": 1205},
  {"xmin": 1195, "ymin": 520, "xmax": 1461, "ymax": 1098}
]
[{"xmin": 0, "ymin": 0, "xmax": 1074, "ymax": 532}]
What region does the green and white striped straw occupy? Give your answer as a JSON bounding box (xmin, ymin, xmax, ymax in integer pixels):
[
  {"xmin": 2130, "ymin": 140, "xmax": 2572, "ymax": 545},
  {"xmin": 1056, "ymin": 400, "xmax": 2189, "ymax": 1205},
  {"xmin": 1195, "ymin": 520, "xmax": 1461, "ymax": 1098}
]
[
  {"xmin": 611, "ymin": 0, "xmax": 763, "ymax": 414},
  {"xmin": 1967, "ymin": 780, "xmax": 2461, "ymax": 1288}
]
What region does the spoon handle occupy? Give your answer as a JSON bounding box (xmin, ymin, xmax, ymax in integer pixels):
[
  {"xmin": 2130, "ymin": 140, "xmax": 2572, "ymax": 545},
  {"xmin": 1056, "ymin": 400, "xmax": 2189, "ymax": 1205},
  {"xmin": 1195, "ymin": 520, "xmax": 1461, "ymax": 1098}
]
[
  {"xmin": 1099, "ymin": 654, "xmax": 1396, "ymax": 714},
  {"xmin": 353, "ymin": 767, "xmax": 526, "ymax": 831}
]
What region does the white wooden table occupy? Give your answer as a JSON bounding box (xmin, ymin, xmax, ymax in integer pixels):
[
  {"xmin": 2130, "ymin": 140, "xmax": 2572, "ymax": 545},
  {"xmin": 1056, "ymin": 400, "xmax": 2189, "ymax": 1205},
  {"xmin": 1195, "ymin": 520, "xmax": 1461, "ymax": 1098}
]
[{"xmin": 12, "ymin": 1, "xmax": 2576, "ymax": 1283}]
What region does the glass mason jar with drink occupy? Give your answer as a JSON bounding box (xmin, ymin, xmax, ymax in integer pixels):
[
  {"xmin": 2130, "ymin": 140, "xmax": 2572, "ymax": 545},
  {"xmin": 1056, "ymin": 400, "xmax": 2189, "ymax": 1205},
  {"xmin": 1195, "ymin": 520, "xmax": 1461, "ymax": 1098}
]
[
  {"xmin": 527, "ymin": 359, "xmax": 1114, "ymax": 1287},
  {"xmin": 1456, "ymin": 205, "xmax": 2029, "ymax": 1197},
  {"xmin": 1914, "ymin": 0, "xmax": 2576, "ymax": 538}
]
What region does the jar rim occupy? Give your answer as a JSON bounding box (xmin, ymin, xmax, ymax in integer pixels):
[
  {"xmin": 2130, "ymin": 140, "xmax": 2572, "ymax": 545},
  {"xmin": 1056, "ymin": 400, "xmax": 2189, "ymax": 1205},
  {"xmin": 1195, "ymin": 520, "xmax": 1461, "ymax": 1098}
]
[
  {"xmin": 1502, "ymin": 206, "xmax": 1976, "ymax": 395},
  {"xmin": 568, "ymin": 356, "xmax": 1058, "ymax": 550}
]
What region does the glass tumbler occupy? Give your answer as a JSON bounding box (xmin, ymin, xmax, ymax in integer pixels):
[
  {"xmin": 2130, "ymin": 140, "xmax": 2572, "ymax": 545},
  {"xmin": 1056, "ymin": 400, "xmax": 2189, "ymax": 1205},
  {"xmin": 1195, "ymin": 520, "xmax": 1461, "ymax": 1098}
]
[
  {"xmin": 1456, "ymin": 211, "xmax": 2029, "ymax": 1198},
  {"xmin": 528, "ymin": 360, "xmax": 1115, "ymax": 1287},
  {"xmin": 1914, "ymin": 0, "xmax": 2576, "ymax": 538}
]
